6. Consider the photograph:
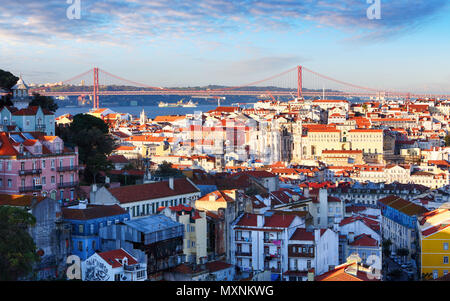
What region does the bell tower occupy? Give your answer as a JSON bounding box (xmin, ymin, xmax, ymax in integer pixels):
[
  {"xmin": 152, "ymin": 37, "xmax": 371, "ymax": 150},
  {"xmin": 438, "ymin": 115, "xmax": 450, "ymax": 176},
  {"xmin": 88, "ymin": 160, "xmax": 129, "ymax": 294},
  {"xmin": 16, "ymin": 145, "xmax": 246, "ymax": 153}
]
[{"xmin": 11, "ymin": 76, "xmax": 31, "ymax": 109}]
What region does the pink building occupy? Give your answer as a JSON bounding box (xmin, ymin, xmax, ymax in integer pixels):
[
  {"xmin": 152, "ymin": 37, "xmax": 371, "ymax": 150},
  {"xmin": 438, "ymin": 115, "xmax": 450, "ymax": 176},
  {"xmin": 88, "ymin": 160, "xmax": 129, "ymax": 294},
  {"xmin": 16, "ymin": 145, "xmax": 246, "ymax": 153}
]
[{"xmin": 0, "ymin": 132, "xmax": 79, "ymax": 201}]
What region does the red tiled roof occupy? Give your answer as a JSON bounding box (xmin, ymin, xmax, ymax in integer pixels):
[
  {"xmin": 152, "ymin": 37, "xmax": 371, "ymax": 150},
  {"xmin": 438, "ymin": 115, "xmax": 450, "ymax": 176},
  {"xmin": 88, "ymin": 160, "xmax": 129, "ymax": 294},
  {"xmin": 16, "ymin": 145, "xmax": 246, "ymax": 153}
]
[
  {"xmin": 290, "ymin": 228, "xmax": 314, "ymax": 241},
  {"xmin": 0, "ymin": 194, "xmax": 46, "ymax": 207},
  {"xmin": 0, "ymin": 132, "xmax": 20, "ymax": 156},
  {"xmin": 264, "ymin": 213, "xmax": 296, "ymax": 228},
  {"xmin": 108, "ymin": 178, "xmax": 199, "ymax": 204},
  {"xmin": 97, "ymin": 249, "xmax": 138, "ymax": 268},
  {"xmin": 378, "ymin": 195, "xmax": 428, "ymax": 216},
  {"xmin": 349, "ymin": 234, "xmax": 378, "ymax": 247},
  {"xmin": 205, "ymin": 261, "xmax": 233, "ymax": 273},
  {"xmin": 315, "ymin": 262, "xmax": 379, "ymax": 281},
  {"xmin": 339, "ymin": 216, "xmax": 380, "ymax": 232},
  {"xmin": 108, "ymin": 155, "xmax": 130, "ymax": 164},
  {"xmin": 62, "ymin": 204, "xmax": 127, "ymax": 220},
  {"xmin": 236, "ymin": 213, "xmax": 258, "ymax": 227}
]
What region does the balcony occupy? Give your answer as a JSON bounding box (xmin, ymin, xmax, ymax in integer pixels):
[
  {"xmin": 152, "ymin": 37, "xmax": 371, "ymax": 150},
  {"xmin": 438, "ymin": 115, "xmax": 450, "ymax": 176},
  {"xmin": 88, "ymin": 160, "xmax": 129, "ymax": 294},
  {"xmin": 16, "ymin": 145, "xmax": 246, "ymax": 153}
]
[
  {"xmin": 235, "ymin": 237, "xmax": 252, "ymax": 243},
  {"xmin": 19, "ymin": 169, "xmax": 42, "ymax": 176},
  {"xmin": 57, "ymin": 182, "xmax": 79, "ymax": 189},
  {"xmin": 57, "ymin": 165, "xmax": 78, "ymax": 172},
  {"xmin": 123, "ymin": 264, "xmax": 143, "ymax": 272},
  {"xmin": 19, "ymin": 185, "xmax": 42, "ymax": 192},
  {"xmin": 235, "ymin": 251, "xmax": 252, "ymax": 257},
  {"xmin": 264, "ymin": 238, "xmax": 282, "ymax": 245},
  {"xmin": 264, "ymin": 252, "xmax": 281, "ymax": 260}
]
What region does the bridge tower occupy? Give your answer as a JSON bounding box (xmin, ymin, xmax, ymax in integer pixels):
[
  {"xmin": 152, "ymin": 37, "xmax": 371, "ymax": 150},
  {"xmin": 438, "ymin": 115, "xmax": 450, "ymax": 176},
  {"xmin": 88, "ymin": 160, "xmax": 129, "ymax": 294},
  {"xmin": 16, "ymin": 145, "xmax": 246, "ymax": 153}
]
[
  {"xmin": 297, "ymin": 65, "xmax": 303, "ymax": 99},
  {"xmin": 93, "ymin": 67, "xmax": 99, "ymax": 109}
]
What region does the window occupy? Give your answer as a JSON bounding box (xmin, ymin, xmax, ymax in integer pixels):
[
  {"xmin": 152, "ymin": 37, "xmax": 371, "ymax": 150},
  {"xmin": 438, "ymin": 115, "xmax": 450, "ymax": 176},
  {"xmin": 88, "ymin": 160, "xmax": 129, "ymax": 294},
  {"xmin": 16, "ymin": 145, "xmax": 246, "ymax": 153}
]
[
  {"xmin": 444, "ymin": 256, "xmax": 449, "ymax": 264},
  {"xmin": 90, "ymin": 224, "xmax": 94, "ymax": 233},
  {"xmin": 79, "ymin": 225, "xmax": 84, "ymax": 233},
  {"xmin": 138, "ymin": 270, "xmax": 146, "ymax": 279},
  {"xmin": 7, "ymin": 179, "xmax": 12, "ymax": 188},
  {"xmin": 444, "ymin": 243, "xmax": 449, "ymax": 251},
  {"xmin": 78, "ymin": 241, "xmax": 83, "ymax": 251},
  {"xmin": 7, "ymin": 162, "xmax": 11, "ymax": 171},
  {"xmin": 51, "ymin": 176, "xmax": 55, "ymax": 183},
  {"xmin": 92, "ymin": 240, "xmax": 96, "ymax": 251},
  {"xmin": 42, "ymin": 177, "xmax": 46, "ymax": 185},
  {"xmin": 42, "ymin": 160, "xmax": 46, "ymax": 169},
  {"xmin": 433, "ymin": 270, "xmax": 439, "ymax": 279}
]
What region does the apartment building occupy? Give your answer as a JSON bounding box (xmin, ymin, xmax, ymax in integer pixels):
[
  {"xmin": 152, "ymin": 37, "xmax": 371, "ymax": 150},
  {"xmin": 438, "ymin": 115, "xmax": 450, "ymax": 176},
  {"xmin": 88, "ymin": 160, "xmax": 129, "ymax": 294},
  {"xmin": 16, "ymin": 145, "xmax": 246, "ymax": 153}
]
[
  {"xmin": 230, "ymin": 211, "xmax": 307, "ymax": 280},
  {"xmin": 418, "ymin": 208, "xmax": 450, "ymax": 280},
  {"xmin": 0, "ymin": 132, "xmax": 79, "ymax": 201},
  {"xmin": 378, "ymin": 195, "xmax": 428, "ymax": 259},
  {"xmin": 89, "ymin": 177, "xmax": 201, "ymax": 218},
  {"xmin": 159, "ymin": 204, "xmax": 208, "ymax": 264}
]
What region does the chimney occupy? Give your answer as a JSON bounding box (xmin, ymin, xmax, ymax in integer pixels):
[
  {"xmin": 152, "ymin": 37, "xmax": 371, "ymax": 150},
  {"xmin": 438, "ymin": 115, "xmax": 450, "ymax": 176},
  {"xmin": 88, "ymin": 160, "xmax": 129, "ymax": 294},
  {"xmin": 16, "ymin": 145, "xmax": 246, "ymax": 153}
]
[
  {"xmin": 78, "ymin": 200, "xmax": 87, "ymax": 209},
  {"xmin": 303, "ymin": 187, "xmax": 310, "ymax": 198},
  {"xmin": 349, "ymin": 232, "xmax": 355, "ymax": 243},
  {"xmin": 209, "ymin": 192, "xmax": 217, "ymax": 202},
  {"xmin": 257, "ymin": 214, "xmax": 264, "ymax": 227},
  {"xmin": 169, "ymin": 177, "xmax": 174, "ymax": 190}
]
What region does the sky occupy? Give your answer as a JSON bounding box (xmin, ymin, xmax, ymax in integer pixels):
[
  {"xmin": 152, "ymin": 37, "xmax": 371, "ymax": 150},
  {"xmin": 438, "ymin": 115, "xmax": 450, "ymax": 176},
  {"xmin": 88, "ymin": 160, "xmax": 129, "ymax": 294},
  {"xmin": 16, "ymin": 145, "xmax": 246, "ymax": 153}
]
[{"xmin": 0, "ymin": 0, "xmax": 450, "ymax": 94}]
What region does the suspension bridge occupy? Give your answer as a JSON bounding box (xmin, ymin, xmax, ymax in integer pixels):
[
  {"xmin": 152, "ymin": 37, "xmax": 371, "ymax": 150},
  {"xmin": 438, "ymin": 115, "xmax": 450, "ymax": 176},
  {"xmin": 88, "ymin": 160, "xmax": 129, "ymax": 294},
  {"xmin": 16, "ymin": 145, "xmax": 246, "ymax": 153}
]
[{"xmin": 30, "ymin": 66, "xmax": 450, "ymax": 109}]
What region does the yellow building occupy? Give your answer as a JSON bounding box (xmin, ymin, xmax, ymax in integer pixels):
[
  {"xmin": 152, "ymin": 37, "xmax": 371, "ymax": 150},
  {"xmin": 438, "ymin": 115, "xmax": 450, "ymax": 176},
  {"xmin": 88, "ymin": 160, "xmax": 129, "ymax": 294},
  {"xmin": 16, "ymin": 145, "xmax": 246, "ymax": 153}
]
[
  {"xmin": 418, "ymin": 208, "xmax": 450, "ymax": 280},
  {"xmin": 159, "ymin": 205, "xmax": 208, "ymax": 264}
]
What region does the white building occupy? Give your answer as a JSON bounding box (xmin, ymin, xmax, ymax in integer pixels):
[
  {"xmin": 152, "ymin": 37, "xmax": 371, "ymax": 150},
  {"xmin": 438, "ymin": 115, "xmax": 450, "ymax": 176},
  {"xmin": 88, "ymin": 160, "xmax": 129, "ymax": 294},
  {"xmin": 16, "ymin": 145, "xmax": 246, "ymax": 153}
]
[
  {"xmin": 230, "ymin": 211, "xmax": 307, "ymax": 279},
  {"xmin": 283, "ymin": 227, "xmax": 339, "ymax": 281},
  {"xmin": 82, "ymin": 248, "xmax": 147, "ymax": 281}
]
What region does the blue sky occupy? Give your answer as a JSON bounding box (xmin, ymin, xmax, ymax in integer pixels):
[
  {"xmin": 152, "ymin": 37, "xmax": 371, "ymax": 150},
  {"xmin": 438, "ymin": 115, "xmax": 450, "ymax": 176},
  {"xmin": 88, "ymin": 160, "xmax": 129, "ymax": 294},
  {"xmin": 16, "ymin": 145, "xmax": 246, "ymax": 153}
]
[{"xmin": 1, "ymin": 0, "xmax": 449, "ymax": 93}]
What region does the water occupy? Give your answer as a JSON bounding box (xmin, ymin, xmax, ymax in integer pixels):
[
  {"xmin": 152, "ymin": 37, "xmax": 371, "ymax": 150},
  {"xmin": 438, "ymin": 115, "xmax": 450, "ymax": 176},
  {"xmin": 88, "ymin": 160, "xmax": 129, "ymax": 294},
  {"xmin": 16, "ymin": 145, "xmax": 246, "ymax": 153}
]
[{"xmin": 55, "ymin": 105, "xmax": 220, "ymax": 119}]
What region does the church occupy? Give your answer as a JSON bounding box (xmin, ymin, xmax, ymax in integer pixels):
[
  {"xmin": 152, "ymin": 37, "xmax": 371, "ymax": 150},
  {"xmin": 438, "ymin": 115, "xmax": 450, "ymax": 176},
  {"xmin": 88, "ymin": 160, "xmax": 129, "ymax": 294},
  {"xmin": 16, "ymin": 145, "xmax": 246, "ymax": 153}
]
[{"xmin": 0, "ymin": 76, "xmax": 55, "ymax": 135}]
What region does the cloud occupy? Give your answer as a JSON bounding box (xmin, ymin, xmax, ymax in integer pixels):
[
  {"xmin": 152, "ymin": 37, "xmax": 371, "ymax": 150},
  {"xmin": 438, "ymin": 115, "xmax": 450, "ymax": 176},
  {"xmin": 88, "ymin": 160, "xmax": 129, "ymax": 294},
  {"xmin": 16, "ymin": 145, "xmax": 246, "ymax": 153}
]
[{"xmin": 0, "ymin": 0, "xmax": 448, "ymax": 45}]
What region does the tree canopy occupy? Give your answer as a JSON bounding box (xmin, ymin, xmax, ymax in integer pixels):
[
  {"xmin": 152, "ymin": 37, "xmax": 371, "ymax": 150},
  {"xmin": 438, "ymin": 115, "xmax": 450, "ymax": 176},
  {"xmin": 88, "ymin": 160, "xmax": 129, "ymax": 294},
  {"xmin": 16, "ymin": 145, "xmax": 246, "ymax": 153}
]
[
  {"xmin": 153, "ymin": 161, "xmax": 182, "ymax": 178},
  {"xmin": 0, "ymin": 206, "xmax": 39, "ymax": 281},
  {"xmin": 30, "ymin": 93, "xmax": 58, "ymax": 112},
  {"xmin": 0, "ymin": 69, "xmax": 19, "ymax": 91},
  {"xmin": 57, "ymin": 114, "xmax": 115, "ymax": 184},
  {"xmin": 0, "ymin": 69, "xmax": 18, "ymax": 107}
]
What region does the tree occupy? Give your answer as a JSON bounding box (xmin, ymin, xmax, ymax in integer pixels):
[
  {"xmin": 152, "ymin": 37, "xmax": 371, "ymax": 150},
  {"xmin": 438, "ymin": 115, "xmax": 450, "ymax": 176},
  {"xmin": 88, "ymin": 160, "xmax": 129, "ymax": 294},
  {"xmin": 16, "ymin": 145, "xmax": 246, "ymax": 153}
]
[
  {"xmin": 0, "ymin": 206, "xmax": 39, "ymax": 280},
  {"xmin": 153, "ymin": 161, "xmax": 182, "ymax": 178},
  {"xmin": 397, "ymin": 248, "xmax": 409, "ymax": 260},
  {"xmin": 0, "ymin": 69, "xmax": 18, "ymax": 107},
  {"xmin": 0, "ymin": 69, "xmax": 19, "ymax": 91},
  {"xmin": 62, "ymin": 114, "xmax": 116, "ymax": 184},
  {"xmin": 382, "ymin": 239, "xmax": 392, "ymax": 258},
  {"xmin": 30, "ymin": 93, "xmax": 58, "ymax": 112}
]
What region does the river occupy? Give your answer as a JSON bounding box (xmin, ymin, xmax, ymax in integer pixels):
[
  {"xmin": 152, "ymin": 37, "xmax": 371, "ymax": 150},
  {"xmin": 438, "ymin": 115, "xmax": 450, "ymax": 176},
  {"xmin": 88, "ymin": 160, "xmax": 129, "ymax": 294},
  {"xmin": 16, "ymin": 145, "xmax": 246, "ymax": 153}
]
[{"xmin": 55, "ymin": 105, "xmax": 222, "ymax": 119}]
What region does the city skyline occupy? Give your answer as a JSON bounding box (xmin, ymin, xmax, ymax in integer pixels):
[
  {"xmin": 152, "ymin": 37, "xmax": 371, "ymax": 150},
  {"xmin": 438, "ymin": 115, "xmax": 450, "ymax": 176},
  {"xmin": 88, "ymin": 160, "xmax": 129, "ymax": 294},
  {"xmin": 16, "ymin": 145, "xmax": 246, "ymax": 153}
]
[{"xmin": 1, "ymin": 0, "xmax": 450, "ymax": 93}]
